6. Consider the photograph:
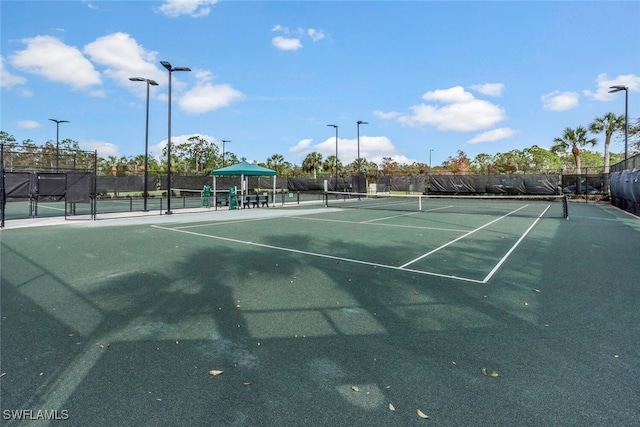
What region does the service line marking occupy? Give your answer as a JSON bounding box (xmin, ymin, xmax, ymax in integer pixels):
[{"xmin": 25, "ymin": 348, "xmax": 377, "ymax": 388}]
[{"xmin": 399, "ymin": 204, "xmax": 529, "ymax": 269}]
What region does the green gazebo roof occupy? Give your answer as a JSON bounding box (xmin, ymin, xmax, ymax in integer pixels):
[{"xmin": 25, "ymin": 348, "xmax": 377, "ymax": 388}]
[{"xmin": 211, "ymin": 162, "xmax": 277, "ymax": 176}]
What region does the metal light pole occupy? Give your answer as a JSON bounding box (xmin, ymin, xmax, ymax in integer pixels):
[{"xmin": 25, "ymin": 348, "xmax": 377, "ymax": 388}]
[
  {"xmin": 609, "ymin": 85, "xmax": 629, "ymax": 164},
  {"xmin": 222, "ymin": 140, "xmax": 231, "ymax": 168},
  {"xmin": 428, "ymin": 149, "xmax": 434, "ymax": 194},
  {"xmin": 48, "ymin": 118, "xmax": 69, "ymax": 170},
  {"xmin": 327, "ymin": 124, "xmax": 338, "ymax": 191},
  {"xmin": 356, "ymin": 120, "xmax": 367, "ymax": 193},
  {"xmin": 129, "ymin": 77, "xmax": 159, "ymax": 212},
  {"xmin": 160, "ymin": 61, "xmax": 191, "ymax": 214}
]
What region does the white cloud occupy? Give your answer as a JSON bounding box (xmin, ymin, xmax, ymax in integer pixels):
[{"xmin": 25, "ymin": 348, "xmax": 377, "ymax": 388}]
[
  {"xmin": 398, "ymin": 86, "xmax": 506, "ymax": 131},
  {"xmin": 583, "ymin": 73, "xmax": 640, "ymax": 101},
  {"xmin": 271, "ymin": 25, "xmax": 325, "ymax": 51},
  {"xmin": 158, "ymin": 0, "xmax": 218, "ymax": 18},
  {"xmin": 84, "ymin": 32, "xmax": 163, "ymax": 90},
  {"xmin": 307, "ymin": 29, "xmax": 326, "ymax": 42},
  {"xmin": 289, "ymin": 139, "xmax": 312, "ymax": 153},
  {"xmin": 80, "ymin": 140, "xmax": 119, "ymax": 158},
  {"xmin": 541, "ymin": 90, "xmax": 579, "ymax": 111},
  {"xmin": 468, "ymin": 128, "xmax": 516, "ymax": 144},
  {"xmin": 179, "ymin": 83, "xmax": 243, "ymax": 113},
  {"xmin": 469, "ymin": 83, "xmax": 504, "ymax": 97},
  {"xmin": 17, "ymin": 120, "xmax": 40, "ymax": 129},
  {"xmin": 0, "ymin": 56, "xmax": 27, "ymax": 88},
  {"xmin": 9, "ymin": 35, "xmax": 101, "ymax": 90},
  {"xmin": 422, "ymin": 86, "xmax": 476, "ymax": 104},
  {"xmin": 175, "ymin": 69, "xmax": 242, "ymax": 113},
  {"xmin": 373, "ymin": 110, "xmax": 401, "ymax": 120},
  {"xmin": 272, "ymin": 36, "xmax": 302, "ymax": 51}
]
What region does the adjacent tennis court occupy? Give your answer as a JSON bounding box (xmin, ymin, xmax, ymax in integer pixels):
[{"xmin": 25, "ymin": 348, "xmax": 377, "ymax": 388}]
[{"xmin": 1, "ymin": 199, "xmax": 639, "ymax": 426}]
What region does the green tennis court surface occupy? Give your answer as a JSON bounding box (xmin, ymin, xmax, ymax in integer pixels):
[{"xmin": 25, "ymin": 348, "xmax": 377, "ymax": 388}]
[{"xmin": 1, "ymin": 202, "xmax": 639, "ymax": 425}]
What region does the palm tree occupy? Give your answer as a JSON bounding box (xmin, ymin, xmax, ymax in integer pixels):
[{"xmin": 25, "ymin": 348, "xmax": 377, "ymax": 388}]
[
  {"xmin": 302, "ymin": 152, "xmax": 323, "ymax": 179},
  {"xmin": 589, "ymin": 112, "xmax": 624, "ymax": 174},
  {"xmin": 628, "ymin": 117, "xmax": 640, "ymax": 155},
  {"xmin": 266, "ymin": 154, "xmax": 285, "ymax": 175},
  {"xmin": 551, "ymin": 126, "xmax": 597, "ymax": 175},
  {"xmin": 322, "ymin": 155, "xmax": 341, "ymax": 176}
]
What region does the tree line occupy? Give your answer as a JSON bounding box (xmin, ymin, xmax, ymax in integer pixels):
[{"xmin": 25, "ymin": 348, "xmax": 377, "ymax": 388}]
[{"xmin": 1, "ymin": 112, "xmax": 638, "ymax": 177}]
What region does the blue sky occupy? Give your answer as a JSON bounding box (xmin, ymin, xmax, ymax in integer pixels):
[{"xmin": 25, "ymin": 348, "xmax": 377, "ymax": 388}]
[{"xmin": 1, "ymin": 0, "xmax": 639, "ymax": 167}]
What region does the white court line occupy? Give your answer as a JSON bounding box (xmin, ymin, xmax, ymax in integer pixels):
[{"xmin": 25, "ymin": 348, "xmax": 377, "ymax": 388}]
[
  {"xmin": 358, "ymin": 204, "xmax": 454, "ymax": 223},
  {"xmin": 171, "ymin": 208, "xmax": 338, "ymax": 230},
  {"xmin": 422, "ymin": 205, "xmax": 455, "ymax": 213},
  {"xmin": 361, "ymin": 211, "xmax": 422, "ymax": 223},
  {"xmin": 150, "ymin": 224, "xmax": 485, "ymax": 283},
  {"xmin": 174, "ymin": 210, "xmax": 469, "ymax": 233},
  {"xmin": 174, "ymin": 216, "xmax": 276, "ymax": 230},
  {"xmin": 399, "ymin": 204, "xmax": 529, "ymax": 269},
  {"xmin": 481, "ymin": 205, "xmax": 550, "ymax": 283},
  {"xmin": 36, "ymin": 204, "xmax": 66, "ymax": 212},
  {"xmin": 290, "ymin": 215, "xmax": 468, "ymax": 233}
]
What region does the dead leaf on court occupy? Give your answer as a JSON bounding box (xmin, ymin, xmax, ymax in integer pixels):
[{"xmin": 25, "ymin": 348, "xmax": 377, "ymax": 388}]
[
  {"xmin": 482, "ymin": 368, "xmax": 499, "ymax": 377},
  {"xmin": 416, "ymin": 409, "xmax": 429, "ymax": 419}
]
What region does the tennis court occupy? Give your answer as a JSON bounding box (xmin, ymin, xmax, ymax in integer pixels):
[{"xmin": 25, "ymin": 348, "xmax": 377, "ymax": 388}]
[
  {"xmin": 151, "ymin": 196, "xmax": 563, "ymax": 284},
  {"xmin": 1, "ymin": 199, "xmax": 639, "ymax": 425}
]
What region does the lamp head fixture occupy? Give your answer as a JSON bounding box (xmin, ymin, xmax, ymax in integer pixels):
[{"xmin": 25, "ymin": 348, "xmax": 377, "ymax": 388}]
[
  {"xmin": 608, "ymin": 85, "xmax": 628, "ymax": 93},
  {"xmin": 130, "ymin": 77, "xmax": 159, "ymax": 86}
]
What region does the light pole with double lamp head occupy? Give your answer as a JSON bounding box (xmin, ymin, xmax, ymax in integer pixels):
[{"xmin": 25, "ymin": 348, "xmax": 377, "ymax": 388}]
[
  {"xmin": 48, "ymin": 118, "xmax": 69, "ymax": 170},
  {"xmin": 356, "ymin": 120, "xmax": 367, "ymax": 194},
  {"xmin": 222, "ymin": 140, "xmax": 231, "ymax": 168},
  {"xmin": 160, "ymin": 61, "xmax": 191, "ymax": 214},
  {"xmin": 609, "ymin": 85, "xmax": 629, "ymax": 164},
  {"xmin": 327, "ymin": 124, "xmax": 338, "ymax": 191},
  {"xmin": 129, "ymin": 77, "xmax": 159, "ymax": 212}
]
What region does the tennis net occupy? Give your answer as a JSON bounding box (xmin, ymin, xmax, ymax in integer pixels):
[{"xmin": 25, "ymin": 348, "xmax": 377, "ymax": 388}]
[{"xmin": 324, "ymin": 191, "xmax": 569, "ymax": 219}]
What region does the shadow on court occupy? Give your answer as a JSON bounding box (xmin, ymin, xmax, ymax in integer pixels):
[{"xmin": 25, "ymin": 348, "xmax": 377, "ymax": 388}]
[{"xmin": 1, "ymin": 202, "xmax": 639, "ymax": 426}]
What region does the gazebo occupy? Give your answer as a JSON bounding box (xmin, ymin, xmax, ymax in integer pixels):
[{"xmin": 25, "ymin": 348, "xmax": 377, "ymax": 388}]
[{"xmin": 211, "ymin": 162, "xmax": 277, "ymax": 208}]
